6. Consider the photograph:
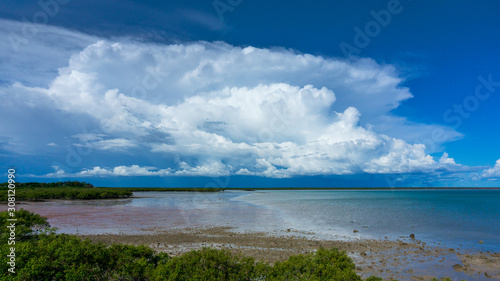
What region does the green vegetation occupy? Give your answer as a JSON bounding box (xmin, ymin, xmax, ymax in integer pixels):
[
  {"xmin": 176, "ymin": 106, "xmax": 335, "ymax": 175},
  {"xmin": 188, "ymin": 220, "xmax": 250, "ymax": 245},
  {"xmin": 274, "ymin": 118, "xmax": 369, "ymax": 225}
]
[
  {"xmin": 118, "ymin": 187, "xmax": 225, "ymax": 192},
  {"xmin": 1, "ymin": 209, "xmax": 383, "ymax": 281},
  {"xmin": 150, "ymin": 248, "xmax": 268, "ymax": 281},
  {"xmin": 0, "ymin": 234, "xmax": 169, "ymax": 281},
  {"xmin": 0, "ymin": 181, "xmax": 95, "ymax": 189},
  {"xmin": 0, "ymin": 181, "xmax": 132, "ymax": 201},
  {"xmin": 1, "ymin": 239, "xmax": 378, "ymax": 281},
  {"xmin": 150, "ymin": 247, "xmax": 385, "ymax": 281},
  {"xmin": 0, "ymin": 187, "xmax": 132, "ymax": 201},
  {"xmin": 267, "ymin": 248, "xmax": 365, "ymax": 280},
  {"xmin": 0, "ymin": 209, "xmax": 54, "ymax": 242}
]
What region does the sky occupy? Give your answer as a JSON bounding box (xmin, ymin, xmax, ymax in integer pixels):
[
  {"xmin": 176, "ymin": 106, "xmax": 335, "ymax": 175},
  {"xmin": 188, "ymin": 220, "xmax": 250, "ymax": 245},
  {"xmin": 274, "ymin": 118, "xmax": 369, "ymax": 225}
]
[{"xmin": 1, "ymin": 0, "xmax": 500, "ymax": 187}]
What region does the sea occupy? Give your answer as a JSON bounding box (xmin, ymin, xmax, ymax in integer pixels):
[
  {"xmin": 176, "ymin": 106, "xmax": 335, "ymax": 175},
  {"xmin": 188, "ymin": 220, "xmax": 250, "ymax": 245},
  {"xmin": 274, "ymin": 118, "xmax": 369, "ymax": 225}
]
[{"xmin": 18, "ymin": 188, "xmax": 500, "ymax": 253}]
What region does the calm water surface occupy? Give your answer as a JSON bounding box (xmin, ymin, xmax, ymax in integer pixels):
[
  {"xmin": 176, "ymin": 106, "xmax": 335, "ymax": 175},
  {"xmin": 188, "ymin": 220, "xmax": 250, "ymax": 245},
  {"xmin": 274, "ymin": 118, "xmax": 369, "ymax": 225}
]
[
  {"xmin": 236, "ymin": 189, "xmax": 500, "ymax": 252},
  {"xmin": 17, "ymin": 189, "xmax": 500, "ymax": 253}
]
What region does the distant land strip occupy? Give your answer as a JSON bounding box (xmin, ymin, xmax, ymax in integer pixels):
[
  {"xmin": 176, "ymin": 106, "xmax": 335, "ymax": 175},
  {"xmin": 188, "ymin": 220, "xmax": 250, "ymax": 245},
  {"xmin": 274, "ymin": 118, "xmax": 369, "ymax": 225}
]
[
  {"xmin": 1, "ymin": 181, "xmax": 498, "ymax": 202},
  {"xmin": 113, "ymin": 187, "xmax": 500, "ymax": 191}
]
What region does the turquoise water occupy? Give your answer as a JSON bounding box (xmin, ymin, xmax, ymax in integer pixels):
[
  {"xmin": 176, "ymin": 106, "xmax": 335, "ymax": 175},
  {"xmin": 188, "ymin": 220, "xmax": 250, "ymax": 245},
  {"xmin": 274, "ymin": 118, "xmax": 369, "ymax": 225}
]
[
  {"xmin": 235, "ymin": 189, "xmax": 500, "ymax": 252},
  {"xmin": 17, "ymin": 189, "xmax": 500, "ymax": 253}
]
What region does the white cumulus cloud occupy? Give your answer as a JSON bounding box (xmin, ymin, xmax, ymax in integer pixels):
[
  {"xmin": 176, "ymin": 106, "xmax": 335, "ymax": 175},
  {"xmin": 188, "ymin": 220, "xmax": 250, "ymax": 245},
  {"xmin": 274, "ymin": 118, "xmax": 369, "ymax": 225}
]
[
  {"xmin": 0, "ymin": 22, "xmax": 474, "ymax": 179},
  {"xmin": 479, "ymin": 160, "xmax": 500, "ymax": 180}
]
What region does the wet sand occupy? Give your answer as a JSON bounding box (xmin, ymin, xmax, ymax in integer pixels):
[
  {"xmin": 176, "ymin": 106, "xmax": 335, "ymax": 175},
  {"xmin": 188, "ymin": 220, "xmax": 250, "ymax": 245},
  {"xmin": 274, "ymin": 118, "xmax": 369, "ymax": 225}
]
[{"xmin": 80, "ymin": 227, "xmax": 500, "ymax": 281}]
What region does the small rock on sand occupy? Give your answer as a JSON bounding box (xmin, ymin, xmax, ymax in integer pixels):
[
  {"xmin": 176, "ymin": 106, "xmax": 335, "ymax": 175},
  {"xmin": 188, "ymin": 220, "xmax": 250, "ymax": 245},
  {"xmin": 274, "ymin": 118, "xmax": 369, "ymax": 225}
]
[
  {"xmin": 453, "ymin": 264, "xmax": 464, "ymax": 272},
  {"xmin": 353, "ymin": 230, "xmax": 359, "ymax": 233},
  {"xmin": 410, "ymin": 234, "xmax": 415, "ymax": 239}
]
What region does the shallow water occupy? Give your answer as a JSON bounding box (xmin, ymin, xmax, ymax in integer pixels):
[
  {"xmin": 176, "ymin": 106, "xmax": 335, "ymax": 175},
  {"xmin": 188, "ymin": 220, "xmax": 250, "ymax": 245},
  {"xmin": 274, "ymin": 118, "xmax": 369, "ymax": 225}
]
[
  {"xmin": 235, "ymin": 189, "xmax": 500, "ymax": 252},
  {"xmin": 13, "ymin": 189, "xmax": 500, "ymax": 253}
]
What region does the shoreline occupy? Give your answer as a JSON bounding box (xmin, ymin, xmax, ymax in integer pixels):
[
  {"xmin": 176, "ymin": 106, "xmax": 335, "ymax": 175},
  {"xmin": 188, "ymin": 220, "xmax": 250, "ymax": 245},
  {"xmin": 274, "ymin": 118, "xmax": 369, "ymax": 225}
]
[
  {"xmin": 117, "ymin": 187, "xmax": 500, "ymax": 191},
  {"xmin": 79, "ymin": 227, "xmax": 500, "ymax": 281},
  {"xmin": 2, "ymin": 187, "xmax": 498, "ymax": 203}
]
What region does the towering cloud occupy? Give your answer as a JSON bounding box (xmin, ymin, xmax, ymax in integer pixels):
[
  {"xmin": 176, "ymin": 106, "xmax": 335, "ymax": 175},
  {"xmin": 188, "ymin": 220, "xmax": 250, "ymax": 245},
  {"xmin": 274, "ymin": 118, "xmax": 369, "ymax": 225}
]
[{"xmin": 0, "ymin": 20, "xmax": 467, "ymax": 178}]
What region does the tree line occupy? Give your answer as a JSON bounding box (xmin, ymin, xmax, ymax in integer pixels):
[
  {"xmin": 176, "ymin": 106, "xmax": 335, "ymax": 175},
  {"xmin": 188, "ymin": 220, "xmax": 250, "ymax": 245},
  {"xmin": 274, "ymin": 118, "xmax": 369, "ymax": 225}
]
[{"xmin": 0, "ymin": 181, "xmax": 94, "ymax": 189}]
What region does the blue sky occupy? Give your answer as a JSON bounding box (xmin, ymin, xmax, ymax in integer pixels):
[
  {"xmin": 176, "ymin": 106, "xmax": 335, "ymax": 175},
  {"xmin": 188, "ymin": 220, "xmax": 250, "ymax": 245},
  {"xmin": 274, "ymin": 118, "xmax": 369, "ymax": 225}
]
[{"xmin": 1, "ymin": 0, "xmax": 500, "ymax": 187}]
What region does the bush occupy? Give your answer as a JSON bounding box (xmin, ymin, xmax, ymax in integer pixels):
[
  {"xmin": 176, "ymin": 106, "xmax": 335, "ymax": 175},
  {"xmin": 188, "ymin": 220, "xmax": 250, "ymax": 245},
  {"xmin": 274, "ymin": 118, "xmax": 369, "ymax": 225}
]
[
  {"xmin": 0, "ymin": 208, "xmax": 54, "ymax": 243},
  {"xmin": 150, "ymin": 247, "xmax": 269, "ymax": 280},
  {"xmin": 151, "ymin": 247, "xmax": 367, "ymax": 281},
  {"xmin": 0, "ymin": 234, "xmax": 169, "ymax": 281},
  {"xmin": 12, "ymin": 234, "xmax": 110, "ymax": 280},
  {"xmin": 267, "ymin": 248, "xmax": 361, "ymax": 281},
  {"xmin": 107, "ymin": 244, "xmax": 169, "ymax": 281}
]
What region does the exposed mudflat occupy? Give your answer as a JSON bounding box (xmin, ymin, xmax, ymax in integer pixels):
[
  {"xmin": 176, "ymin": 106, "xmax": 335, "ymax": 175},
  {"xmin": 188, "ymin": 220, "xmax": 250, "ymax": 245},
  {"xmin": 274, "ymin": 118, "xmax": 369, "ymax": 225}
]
[{"xmin": 80, "ymin": 227, "xmax": 500, "ymax": 281}]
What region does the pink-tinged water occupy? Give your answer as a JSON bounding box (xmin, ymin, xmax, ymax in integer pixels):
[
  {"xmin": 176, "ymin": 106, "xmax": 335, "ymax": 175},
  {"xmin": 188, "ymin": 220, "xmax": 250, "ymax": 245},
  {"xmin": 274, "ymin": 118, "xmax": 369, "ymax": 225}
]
[{"xmin": 10, "ymin": 191, "xmax": 277, "ymax": 235}]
